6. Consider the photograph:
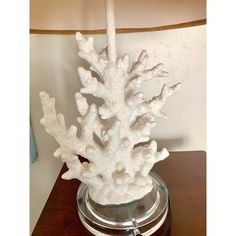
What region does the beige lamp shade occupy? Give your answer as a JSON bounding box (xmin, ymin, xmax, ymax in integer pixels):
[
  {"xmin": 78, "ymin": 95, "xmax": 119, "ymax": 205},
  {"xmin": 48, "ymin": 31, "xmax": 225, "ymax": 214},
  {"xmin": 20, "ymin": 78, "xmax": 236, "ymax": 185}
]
[{"xmin": 30, "ymin": 0, "xmax": 206, "ymax": 33}]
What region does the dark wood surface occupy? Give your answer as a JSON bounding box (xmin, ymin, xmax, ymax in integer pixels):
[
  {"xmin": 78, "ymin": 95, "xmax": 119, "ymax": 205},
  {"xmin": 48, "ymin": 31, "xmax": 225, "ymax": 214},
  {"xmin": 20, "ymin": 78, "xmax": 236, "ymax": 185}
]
[{"xmin": 32, "ymin": 151, "xmax": 206, "ymax": 236}]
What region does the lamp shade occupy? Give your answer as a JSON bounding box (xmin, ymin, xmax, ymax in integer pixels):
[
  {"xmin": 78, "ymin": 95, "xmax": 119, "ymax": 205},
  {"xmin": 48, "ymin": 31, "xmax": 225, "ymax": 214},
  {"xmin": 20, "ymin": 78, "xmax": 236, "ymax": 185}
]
[{"xmin": 30, "ymin": 0, "xmax": 206, "ymax": 32}]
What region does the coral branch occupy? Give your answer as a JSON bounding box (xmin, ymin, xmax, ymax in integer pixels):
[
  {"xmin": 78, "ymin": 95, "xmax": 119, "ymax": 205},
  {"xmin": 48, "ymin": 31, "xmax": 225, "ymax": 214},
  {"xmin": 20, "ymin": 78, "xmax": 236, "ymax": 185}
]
[
  {"xmin": 129, "ymin": 50, "xmax": 149, "ymax": 76},
  {"xmin": 141, "ymin": 63, "xmax": 168, "ymax": 80},
  {"xmin": 129, "ymin": 82, "xmax": 182, "ymax": 124},
  {"xmin": 75, "ymin": 92, "xmax": 89, "ymax": 116},
  {"xmin": 75, "ymin": 92, "xmax": 104, "ymax": 141},
  {"xmin": 40, "ymin": 31, "xmax": 182, "ymax": 205},
  {"xmin": 130, "ymin": 113, "xmax": 156, "ymax": 144},
  {"xmin": 117, "ymin": 54, "xmax": 130, "ymax": 74},
  {"xmin": 105, "ymin": 120, "xmax": 121, "ymax": 155},
  {"xmin": 125, "ymin": 51, "xmax": 168, "ymax": 98},
  {"xmin": 76, "ymin": 32, "xmax": 108, "ymax": 77},
  {"xmin": 40, "ymin": 91, "xmax": 104, "ymax": 187},
  {"xmin": 78, "ymin": 67, "xmax": 111, "ymax": 102},
  {"xmin": 144, "ymin": 83, "xmax": 182, "ymax": 116},
  {"xmin": 128, "ymin": 50, "xmax": 168, "ymax": 81}
]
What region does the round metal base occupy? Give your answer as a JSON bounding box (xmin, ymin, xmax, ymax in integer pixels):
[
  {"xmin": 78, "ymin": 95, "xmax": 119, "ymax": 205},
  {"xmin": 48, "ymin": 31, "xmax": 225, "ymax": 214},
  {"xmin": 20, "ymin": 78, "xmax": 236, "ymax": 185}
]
[{"xmin": 77, "ymin": 172, "xmax": 170, "ymax": 236}]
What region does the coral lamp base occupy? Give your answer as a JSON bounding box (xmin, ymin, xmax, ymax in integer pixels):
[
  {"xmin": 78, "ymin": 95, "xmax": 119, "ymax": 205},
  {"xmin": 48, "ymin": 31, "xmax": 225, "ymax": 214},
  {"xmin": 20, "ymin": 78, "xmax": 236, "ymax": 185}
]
[{"xmin": 77, "ymin": 172, "xmax": 171, "ymax": 236}]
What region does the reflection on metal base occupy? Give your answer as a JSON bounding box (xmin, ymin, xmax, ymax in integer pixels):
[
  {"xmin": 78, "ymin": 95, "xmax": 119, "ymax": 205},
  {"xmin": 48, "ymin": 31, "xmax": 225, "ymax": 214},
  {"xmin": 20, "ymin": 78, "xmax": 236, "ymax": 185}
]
[{"xmin": 77, "ymin": 172, "xmax": 170, "ymax": 236}]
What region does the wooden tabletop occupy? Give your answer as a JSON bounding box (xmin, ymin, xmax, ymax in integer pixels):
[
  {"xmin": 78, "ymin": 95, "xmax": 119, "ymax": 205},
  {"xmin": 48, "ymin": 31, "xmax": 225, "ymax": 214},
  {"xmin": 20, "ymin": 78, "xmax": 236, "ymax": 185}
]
[{"xmin": 32, "ymin": 151, "xmax": 206, "ymax": 236}]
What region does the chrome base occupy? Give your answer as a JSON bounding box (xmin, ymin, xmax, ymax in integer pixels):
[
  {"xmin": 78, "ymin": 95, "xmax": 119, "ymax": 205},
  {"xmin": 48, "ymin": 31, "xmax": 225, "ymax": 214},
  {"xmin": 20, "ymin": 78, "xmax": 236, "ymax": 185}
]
[{"xmin": 77, "ymin": 172, "xmax": 169, "ymax": 236}]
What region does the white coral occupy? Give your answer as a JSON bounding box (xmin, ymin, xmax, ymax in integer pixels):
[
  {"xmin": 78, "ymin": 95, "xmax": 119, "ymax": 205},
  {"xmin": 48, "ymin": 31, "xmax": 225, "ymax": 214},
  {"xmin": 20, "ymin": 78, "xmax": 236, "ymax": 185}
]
[{"xmin": 39, "ymin": 0, "xmax": 181, "ymax": 205}]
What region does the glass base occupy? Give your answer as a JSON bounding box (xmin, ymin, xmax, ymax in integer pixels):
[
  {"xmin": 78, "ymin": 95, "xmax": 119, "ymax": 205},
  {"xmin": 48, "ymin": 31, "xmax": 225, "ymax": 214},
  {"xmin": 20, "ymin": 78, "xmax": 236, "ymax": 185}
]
[{"xmin": 77, "ymin": 172, "xmax": 170, "ymax": 236}]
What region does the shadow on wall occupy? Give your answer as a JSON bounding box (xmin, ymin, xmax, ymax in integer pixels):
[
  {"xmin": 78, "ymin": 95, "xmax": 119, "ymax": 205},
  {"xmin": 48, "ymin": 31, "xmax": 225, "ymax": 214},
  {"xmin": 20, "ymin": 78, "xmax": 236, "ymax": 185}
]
[{"xmin": 156, "ymin": 137, "xmax": 187, "ymax": 151}]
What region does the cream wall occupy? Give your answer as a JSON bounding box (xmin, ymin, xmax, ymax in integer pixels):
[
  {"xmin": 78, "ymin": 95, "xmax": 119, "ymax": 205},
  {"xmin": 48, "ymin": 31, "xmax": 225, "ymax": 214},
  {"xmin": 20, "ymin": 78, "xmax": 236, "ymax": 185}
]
[{"xmin": 30, "ymin": 25, "xmax": 206, "ymax": 232}]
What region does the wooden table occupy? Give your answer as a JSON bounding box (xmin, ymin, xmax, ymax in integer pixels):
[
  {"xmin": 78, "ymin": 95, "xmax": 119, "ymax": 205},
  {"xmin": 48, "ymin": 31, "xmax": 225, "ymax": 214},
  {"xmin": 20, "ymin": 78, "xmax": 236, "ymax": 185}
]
[{"xmin": 32, "ymin": 151, "xmax": 206, "ymax": 236}]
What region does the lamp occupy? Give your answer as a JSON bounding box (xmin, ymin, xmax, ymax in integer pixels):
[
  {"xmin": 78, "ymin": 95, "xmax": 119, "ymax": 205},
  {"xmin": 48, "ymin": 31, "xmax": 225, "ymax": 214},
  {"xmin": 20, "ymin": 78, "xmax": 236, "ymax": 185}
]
[
  {"xmin": 38, "ymin": 0, "xmax": 184, "ymax": 235},
  {"xmin": 30, "ymin": 1, "xmax": 207, "ymax": 234}
]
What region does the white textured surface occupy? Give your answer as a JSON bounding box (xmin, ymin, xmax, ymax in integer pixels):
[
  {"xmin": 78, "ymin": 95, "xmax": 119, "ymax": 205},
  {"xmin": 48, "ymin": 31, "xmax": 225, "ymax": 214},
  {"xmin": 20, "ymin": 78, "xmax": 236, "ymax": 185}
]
[
  {"xmin": 39, "ymin": 27, "xmax": 181, "ymax": 204},
  {"xmin": 30, "ymin": 25, "xmax": 206, "ymax": 232},
  {"xmin": 39, "ymin": 0, "xmax": 180, "ymax": 206}
]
